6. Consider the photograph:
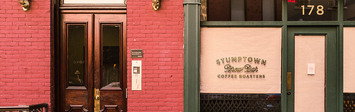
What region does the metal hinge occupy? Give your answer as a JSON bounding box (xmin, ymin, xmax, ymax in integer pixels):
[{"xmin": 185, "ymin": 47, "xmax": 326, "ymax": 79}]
[{"xmin": 126, "ymin": 88, "xmax": 127, "ymax": 99}]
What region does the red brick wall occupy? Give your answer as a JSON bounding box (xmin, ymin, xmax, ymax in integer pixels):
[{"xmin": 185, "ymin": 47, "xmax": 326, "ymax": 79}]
[
  {"xmin": 0, "ymin": 0, "xmax": 51, "ymax": 107},
  {"xmin": 126, "ymin": 0, "xmax": 184, "ymax": 111}
]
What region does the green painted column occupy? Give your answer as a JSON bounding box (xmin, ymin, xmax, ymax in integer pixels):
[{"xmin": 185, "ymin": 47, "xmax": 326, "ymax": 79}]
[{"xmin": 183, "ymin": 0, "xmax": 200, "ymax": 111}]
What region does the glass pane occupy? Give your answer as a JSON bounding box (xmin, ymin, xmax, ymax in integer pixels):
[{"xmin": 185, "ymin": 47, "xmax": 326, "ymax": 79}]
[
  {"xmin": 344, "ymin": 27, "xmax": 355, "ymax": 111},
  {"xmin": 294, "ymin": 35, "xmax": 325, "ymax": 112},
  {"xmin": 102, "ymin": 25, "xmax": 120, "ymax": 88},
  {"xmin": 287, "ymin": 0, "xmax": 337, "ymax": 21},
  {"xmin": 68, "ymin": 25, "xmax": 85, "ymax": 86},
  {"xmin": 344, "ymin": 0, "xmax": 355, "ymax": 21},
  {"xmin": 200, "ymin": 27, "xmax": 281, "ymax": 93},
  {"xmin": 205, "ymin": 0, "xmax": 282, "ymax": 21}
]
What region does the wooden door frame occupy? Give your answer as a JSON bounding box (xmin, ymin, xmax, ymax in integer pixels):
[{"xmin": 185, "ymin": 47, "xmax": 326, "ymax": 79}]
[{"xmin": 51, "ymin": 0, "xmax": 127, "ymax": 110}]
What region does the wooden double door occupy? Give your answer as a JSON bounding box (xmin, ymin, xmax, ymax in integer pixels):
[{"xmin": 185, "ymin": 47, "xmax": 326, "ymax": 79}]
[{"xmin": 60, "ymin": 14, "xmax": 126, "ymax": 112}]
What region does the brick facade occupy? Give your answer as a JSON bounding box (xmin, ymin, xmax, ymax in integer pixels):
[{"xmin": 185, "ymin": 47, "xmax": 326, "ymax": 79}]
[
  {"xmin": 0, "ymin": 0, "xmax": 51, "ymax": 107},
  {"xmin": 126, "ymin": 0, "xmax": 184, "ymax": 111},
  {"xmin": 0, "ymin": 0, "xmax": 183, "ymax": 111}
]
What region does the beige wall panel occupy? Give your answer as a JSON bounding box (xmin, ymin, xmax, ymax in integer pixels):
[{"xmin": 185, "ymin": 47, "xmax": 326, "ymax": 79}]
[
  {"xmin": 200, "ymin": 28, "xmax": 281, "ymax": 93},
  {"xmin": 344, "ymin": 27, "xmax": 355, "ymax": 93},
  {"xmin": 294, "ymin": 35, "xmax": 325, "ymax": 112}
]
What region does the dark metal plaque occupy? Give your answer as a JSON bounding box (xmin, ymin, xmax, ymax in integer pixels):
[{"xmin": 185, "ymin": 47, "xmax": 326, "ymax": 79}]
[{"xmin": 131, "ymin": 49, "xmax": 143, "ymax": 58}]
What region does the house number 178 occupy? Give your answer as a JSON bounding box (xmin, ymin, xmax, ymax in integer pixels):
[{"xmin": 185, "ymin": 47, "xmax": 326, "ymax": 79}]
[{"xmin": 301, "ymin": 5, "xmax": 324, "ymax": 15}]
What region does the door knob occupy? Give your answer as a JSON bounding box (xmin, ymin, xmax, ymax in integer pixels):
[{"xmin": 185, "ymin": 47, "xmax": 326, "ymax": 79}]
[{"xmin": 95, "ymin": 95, "xmax": 100, "ymax": 100}]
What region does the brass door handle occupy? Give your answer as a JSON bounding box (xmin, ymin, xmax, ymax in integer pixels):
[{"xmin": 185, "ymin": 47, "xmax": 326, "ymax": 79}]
[
  {"xmin": 287, "ymin": 72, "xmax": 292, "ymax": 95},
  {"xmin": 287, "ymin": 72, "xmax": 291, "ymax": 90},
  {"xmin": 94, "ymin": 88, "xmax": 100, "ymax": 112}
]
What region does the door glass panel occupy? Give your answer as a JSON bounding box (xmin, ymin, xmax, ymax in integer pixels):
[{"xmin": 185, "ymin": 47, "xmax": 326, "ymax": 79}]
[
  {"xmin": 294, "ymin": 35, "xmax": 325, "ymax": 112},
  {"xmin": 102, "ymin": 24, "xmax": 120, "ymax": 88},
  {"xmin": 68, "ymin": 24, "xmax": 86, "ymax": 86},
  {"xmin": 287, "ymin": 0, "xmax": 337, "ymax": 21}
]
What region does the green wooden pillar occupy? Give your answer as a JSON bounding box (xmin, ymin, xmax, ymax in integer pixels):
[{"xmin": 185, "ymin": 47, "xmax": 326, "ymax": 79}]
[{"xmin": 183, "ymin": 0, "xmax": 200, "ymax": 111}]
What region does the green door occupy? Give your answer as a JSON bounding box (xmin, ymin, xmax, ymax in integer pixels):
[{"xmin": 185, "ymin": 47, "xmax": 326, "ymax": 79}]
[{"xmin": 285, "ymin": 27, "xmax": 338, "ymax": 112}]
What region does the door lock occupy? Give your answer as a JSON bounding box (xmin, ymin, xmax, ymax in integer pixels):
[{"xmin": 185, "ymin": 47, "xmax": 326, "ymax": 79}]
[{"xmin": 287, "ymin": 92, "xmax": 291, "ymax": 95}]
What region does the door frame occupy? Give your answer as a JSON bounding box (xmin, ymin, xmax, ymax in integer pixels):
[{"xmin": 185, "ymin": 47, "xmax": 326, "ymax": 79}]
[
  {"xmin": 53, "ymin": 10, "xmax": 127, "ymax": 112},
  {"xmin": 283, "ymin": 27, "xmax": 340, "ymax": 112}
]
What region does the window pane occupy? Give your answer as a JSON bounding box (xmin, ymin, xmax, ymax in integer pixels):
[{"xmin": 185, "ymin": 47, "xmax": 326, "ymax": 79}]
[
  {"xmin": 208, "ymin": 0, "xmax": 231, "ymax": 21},
  {"xmin": 295, "ymin": 35, "xmax": 325, "ymax": 112},
  {"xmin": 231, "ymin": 0, "xmax": 245, "ymax": 21},
  {"xmin": 68, "ymin": 25, "xmax": 85, "ymax": 86},
  {"xmin": 287, "ymin": 0, "xmax": 337, "ymax": 21},
  {"xmin": 263, "ymin": 0, "xmax": 276, "ymax": 21},
  {"xmin": 205, "ymin": 0, "xmax": 282, "ymax": 21},
  {"xmin": 200, "ymin": 27, "xmax": 282, "ymax": 111},
  {"xmin": 102, "ymin": 25, "xmax": 120, "ymax": 88},
  {"xmin": 344, "ymin": 27, "xmax": 355, "ymax": 111},
  {"xmin": 344, "ymin": 0, "xmax": 355, "ymax": 21}
]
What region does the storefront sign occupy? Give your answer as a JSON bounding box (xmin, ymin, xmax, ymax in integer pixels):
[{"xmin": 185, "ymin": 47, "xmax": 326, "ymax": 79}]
[
  {"xmin": 200, "ymin": 28, "xmax": 281, "ymax": 94},
  {"xmin": 215, "ymin": 56, "xmax": 266, "ymax": 79}
]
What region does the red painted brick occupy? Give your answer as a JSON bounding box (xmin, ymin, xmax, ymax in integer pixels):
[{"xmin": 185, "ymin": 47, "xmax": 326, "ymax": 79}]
[{"xmin": 0, "ymin": 0, "xmax": 50, "ymax": 107}]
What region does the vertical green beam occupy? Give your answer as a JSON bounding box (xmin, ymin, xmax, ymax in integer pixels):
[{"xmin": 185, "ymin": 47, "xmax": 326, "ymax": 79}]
[
  {"xmin": 281, "ymin": 28, "xmax": 289, "ymax": 112},
  {"xmin": 281, "ymin": 0, "xmax": 288, "ymax": 111},
  {"xmin": 338, "ymin": 0, "xmax": 344, "ymax": 112},
  {"xmin": 183, "ymin": 0, "xmax": 200, "ymax": 112}
]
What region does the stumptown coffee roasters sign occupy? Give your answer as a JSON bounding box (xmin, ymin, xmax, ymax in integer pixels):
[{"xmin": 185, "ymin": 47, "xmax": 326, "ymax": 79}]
[
  {"xmin": 200, "ymin": 27, "xmax": 281, "ymax": 93},
  {"xmin": 216, "ymin": 57, "xmax": 266, "ymax": 79}
]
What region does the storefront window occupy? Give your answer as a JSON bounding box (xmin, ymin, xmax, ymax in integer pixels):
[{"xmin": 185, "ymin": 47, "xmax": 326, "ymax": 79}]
[
  {"xmin": 344, "ymin": 0, "xmax": 355, "ymax": 21},
  {"xmin": 287, "ymin": 0, "xmax": 338, "ymax": 21},
  {"xmin": 201, "ymin": 0, "xmax": 282, "ymax": 21},
  {"xmin": 343, "ymin": 27, "xmax": 355, "ymax": 111},
  {"xmin": 200, "ymin": 28, "xmax": 282, "ymax": 111}
]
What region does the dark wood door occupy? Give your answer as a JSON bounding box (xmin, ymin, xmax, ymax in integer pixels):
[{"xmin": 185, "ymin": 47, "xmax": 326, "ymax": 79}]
[{"xmin": 60, "ymin": 14, "xmax": 127, "ymax": 112}]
